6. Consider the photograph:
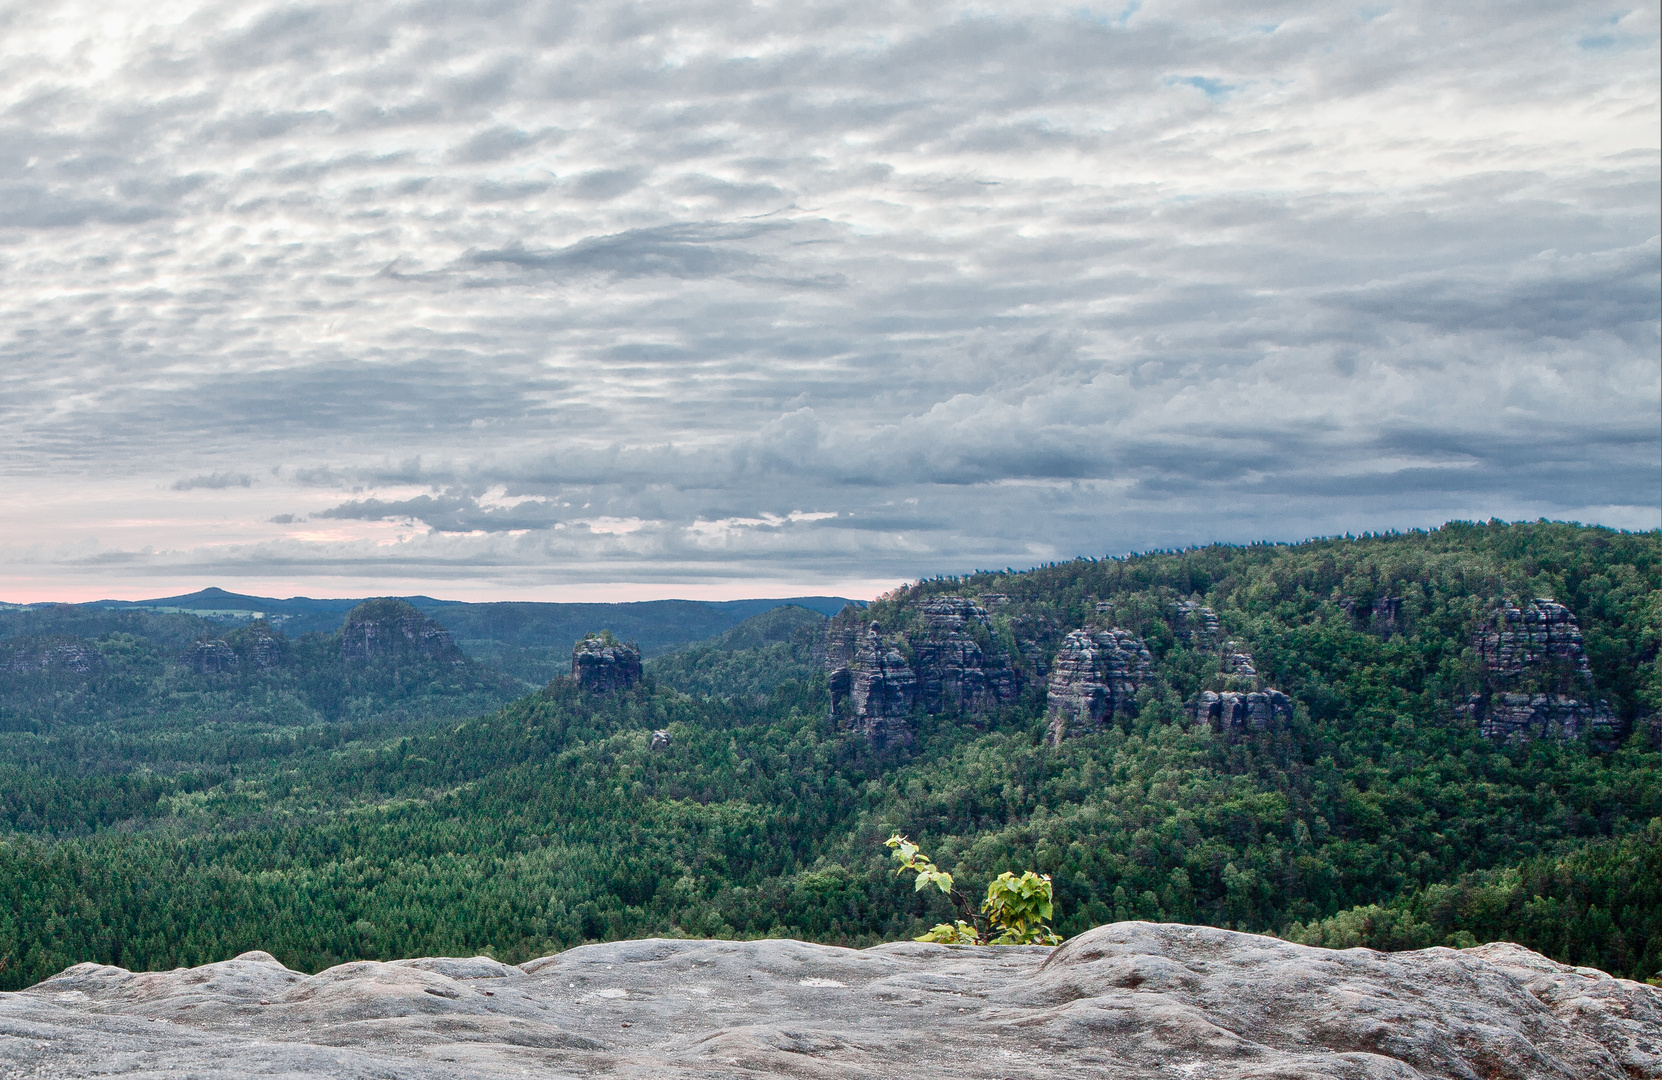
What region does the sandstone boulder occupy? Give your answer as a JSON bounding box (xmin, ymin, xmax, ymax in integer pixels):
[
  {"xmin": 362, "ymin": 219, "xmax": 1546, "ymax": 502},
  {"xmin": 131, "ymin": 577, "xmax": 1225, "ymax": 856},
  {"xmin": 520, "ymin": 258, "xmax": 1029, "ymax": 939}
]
[{"xmin": 5, "ymin": 923, "xmax": 1657, "ymax": 1079}]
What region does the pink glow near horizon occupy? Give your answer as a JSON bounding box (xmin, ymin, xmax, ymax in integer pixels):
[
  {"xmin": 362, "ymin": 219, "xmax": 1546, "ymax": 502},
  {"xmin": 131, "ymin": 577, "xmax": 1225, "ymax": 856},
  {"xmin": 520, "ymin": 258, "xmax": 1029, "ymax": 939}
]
[{"xmin": 0, "ymin": 578, "xmax": 902, "ymax": 606}]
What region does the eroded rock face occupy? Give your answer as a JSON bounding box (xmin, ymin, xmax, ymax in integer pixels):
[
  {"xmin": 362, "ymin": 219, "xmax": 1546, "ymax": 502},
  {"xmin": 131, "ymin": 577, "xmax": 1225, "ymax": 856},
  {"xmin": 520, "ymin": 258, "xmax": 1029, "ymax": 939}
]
[
  {"xmin": 1, "ymin": 636, "xmax": 102, "ymax": 675},
  {"xmin": 6, "ymin": 924, "xmax": 1657, "ymax": 1080},
  {"xmin": 1190, "ymin": 689, "xmax": 1294, "ymax": 734},
  {"xmin": 911, "ymin": 598, "xmax": 1017, "ymax": 715},
  {"xmin": 1171, "ymin": 601, "xmax": 1221, "ymax": 649},
  {"xmin": 1475, "ymin": 599, "xmax": 1593, "ymax": 679},
  {"xmin": 1465, "ymin": 599, "xmax": 1616, "ymax": 743},
  {"xmin": 826, "ymin": 621, "xmax": 916, "ymax": 745},
  {"xmin": 341, "ymin": 599, "xmax": 465, "ymax": 666},
  {"xmin": 182, "ymin": 637, "xmax": 239, "ymax": 674},
  {"xmin": 1045, "ymin": 627, "xmax": 1151, "ymax": 744},
  {"xmin": 571, "ymin": 636, "xmax": 642, "ymax": 693},
  {"xmin": 825, "ymin": 598, "xmax": 1018, "ymax": 744}
]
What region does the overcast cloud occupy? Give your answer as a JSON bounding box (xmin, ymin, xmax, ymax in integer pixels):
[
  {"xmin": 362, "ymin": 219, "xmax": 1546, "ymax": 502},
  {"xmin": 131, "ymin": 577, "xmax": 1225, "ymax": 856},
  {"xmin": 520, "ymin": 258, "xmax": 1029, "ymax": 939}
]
[{"xmin": 1, "ymin": 0, "xmax": 1656, "ymax": 601}]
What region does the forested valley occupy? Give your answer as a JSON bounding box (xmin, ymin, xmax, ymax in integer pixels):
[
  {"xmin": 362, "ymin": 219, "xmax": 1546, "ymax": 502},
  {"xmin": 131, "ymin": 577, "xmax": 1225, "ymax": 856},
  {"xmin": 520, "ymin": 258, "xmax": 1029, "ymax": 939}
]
[{"xmin": 1, "ymin": 520, "xmax": 1657, "ymax": 992}]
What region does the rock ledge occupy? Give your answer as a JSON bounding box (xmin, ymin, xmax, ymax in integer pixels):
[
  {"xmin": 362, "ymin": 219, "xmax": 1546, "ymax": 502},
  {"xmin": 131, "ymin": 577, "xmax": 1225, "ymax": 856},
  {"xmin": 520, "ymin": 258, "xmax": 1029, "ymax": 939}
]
[{"xmin": 3, "ymin": 922, "xmax": 1657, "ymax": 1079}]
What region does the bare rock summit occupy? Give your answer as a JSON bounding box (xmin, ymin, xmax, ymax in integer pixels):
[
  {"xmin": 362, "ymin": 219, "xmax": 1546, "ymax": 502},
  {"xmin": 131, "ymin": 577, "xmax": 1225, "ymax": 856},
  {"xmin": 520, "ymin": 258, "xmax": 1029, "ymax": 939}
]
[
  {"xmin": 571, "ymin": 633, "xmax": 643, "ymax": 693},
  {"xmin": 4, "ymin": 923, "xmax": 1657, "ymax": 1079}
]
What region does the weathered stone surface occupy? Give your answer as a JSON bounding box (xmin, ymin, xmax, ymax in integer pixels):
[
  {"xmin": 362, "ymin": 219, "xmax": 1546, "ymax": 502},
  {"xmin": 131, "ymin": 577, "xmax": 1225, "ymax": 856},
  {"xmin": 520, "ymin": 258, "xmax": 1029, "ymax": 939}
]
[
  {"xmin": 1464, "ymin": 691, "xmax": 1617, "ymax": 742},
  {"xmin": 182, "ymin": 637, "xmax": 239, "ymax": 674},
  {"xmin": 342, "ymin": 599, "xmax": 465, "ymax": 666},
  {"xmin": 1189, "ymin": 689, "xmax": 1294, "ymax": 734},
  {"xmin": 6, "ymin": 924, "xmax": 1657, "ymax": 1079},
  {"xmin": 571, "ymin": 636, "xmax": 643, "ymax": 693},
  {"xmin": 1045, "ymin": 627, "xmax": 1151, "ymax": 744},
  {"xmin": 1340, "ymin": 596, "xmax": 1403, "ymax": 636},
  {"xmin": 1475, "ymin": 599, "xmax": 1592, "ymax": 679},
  {"xmin": 1, "ymin": 635, "xmax": 102, "ymax": 675},
  {"xmin": 826, "ymin": 621, "xmax": 916, "ymax": 745},
  {"xmin": 1171, "ymin": 601, "xmax": 1221, "ymax": 649},
  {"xmin": 227, "ymin": 621, "xmax": 284, "ymax": 669},
  {"xmin": 1219, "ymin": 639, "xmax": 1258, "ymax": 678},
  {"xmin": 910, "ymin": 598, "xmax": 1017, "ymax": 715},
  {"xmin": 1465, "ymin": 599, "xmax": 1616, "ymax": 744}
]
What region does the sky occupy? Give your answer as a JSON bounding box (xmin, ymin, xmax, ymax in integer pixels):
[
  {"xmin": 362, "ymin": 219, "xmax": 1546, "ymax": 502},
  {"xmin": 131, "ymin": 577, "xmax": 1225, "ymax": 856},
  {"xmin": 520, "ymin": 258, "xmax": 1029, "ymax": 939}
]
[{"xmin": 1, "ymin": 0, "xmax": 1657, "ymax": 603}]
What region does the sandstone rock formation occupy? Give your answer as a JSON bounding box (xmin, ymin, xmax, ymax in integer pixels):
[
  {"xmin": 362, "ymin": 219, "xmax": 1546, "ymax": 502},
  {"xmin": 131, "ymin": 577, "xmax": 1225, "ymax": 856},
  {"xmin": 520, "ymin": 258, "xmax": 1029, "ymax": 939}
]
[
  {"xmin": 1045, "ymin": 627, "xmax": 1151, "ymax": 744},
  {"xmin": 1, "ymin": 635, "xmax": 102, "ymax": 675},
  {"xmin": 1171, "ymin": 600, "xmax": 1221, "ymax": 649},
  {"xmin": 1340, "ymin": 595, "xmax": 1403, "ymax": 636},
  {"xmin": 825, "ymin": 598, "xmax": 1017, "ymax": 744},
  {"xmin": 571, "ymin": 634, "xmax": 643, "ymax": 693},
  {"xmin": 826, "ymin": 620, "xmax": 916, "ymax": 745},
  {"xmin": 342, "ymin": 599, "xmax": 466, "ymax": 666},
  {"xmin": 5, "ymin": 923, "xmax": 1657, "ymax": 1079},
  {"xmin": 1464, "ymin": 599, "xmax": 1616, "ymax": 743},
  {"xmin": 1189, "ymin": 689, "xmax": 1294, "ymax": 734},
  {"xmin": 909, "ymin": 598, "xmax": 1017, "ymax": 715},
  {"xmin": 1218, "ymin": 639, "xmax": 1258, "ymax": 678},
  {"xmin": 182, "ymin": 621, "xmax": 288, "ymax": 675},
  {"xmin": 182, "ymin": 637, "xmax": 239, "ymax": 674},
  {"xmin": 226, "ymin": 620, "xmax": 284, "ymax": 669}
]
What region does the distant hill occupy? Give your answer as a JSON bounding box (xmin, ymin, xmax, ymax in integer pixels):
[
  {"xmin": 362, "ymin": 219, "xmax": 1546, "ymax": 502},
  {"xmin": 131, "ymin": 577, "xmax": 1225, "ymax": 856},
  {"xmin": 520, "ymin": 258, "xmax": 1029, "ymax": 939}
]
[{"xmin": 7, "ymin": 588, "xmax": 861, "ymax": 684}]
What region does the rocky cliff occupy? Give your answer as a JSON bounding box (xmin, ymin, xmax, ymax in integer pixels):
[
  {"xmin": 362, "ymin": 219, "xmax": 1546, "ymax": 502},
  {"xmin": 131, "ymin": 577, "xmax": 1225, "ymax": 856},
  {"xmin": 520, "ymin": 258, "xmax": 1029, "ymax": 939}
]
[
  {"xmin": 181, "ymin": 620, "xmax": 286, "ymax": 674},
  {"xmin": 1045, "ymin": 627, "xmax": 1151, "ymax": 744},
  {"xmin": 0, "ymin": 635, "xmax": 103, "ymax": 675},
  {"xmin": 341, "ymin": 599, "xmax": 466, "ymax": 666},
  {"xmin": 5, "ymin": 923, "xmax": 1657, "ymax": 1079},
  {"xmin": 825, "ymin": 619, "xmax": 917, "ymax": 745},
  {"xmin": 1463, "ymin": 599, "xmax": 1616, "ymax": 742},
  {"xmin": 571, "ymin": 634, "xmax": 643, "ymax": 693},
  {"xmin": 1190, "ymin": 689, "xmax": 1295, "ymax": 734},
  {"xmin": 824, "ymin": 598, "xmax": 1016, "ymax": 744}
]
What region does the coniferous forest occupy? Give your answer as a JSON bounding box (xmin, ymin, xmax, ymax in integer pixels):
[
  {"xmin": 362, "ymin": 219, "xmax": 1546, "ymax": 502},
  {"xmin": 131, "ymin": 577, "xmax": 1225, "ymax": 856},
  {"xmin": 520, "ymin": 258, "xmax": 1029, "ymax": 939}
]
[{"xmin": 1, "ymin": 520, "xmax": 1658, "ymax": 992}]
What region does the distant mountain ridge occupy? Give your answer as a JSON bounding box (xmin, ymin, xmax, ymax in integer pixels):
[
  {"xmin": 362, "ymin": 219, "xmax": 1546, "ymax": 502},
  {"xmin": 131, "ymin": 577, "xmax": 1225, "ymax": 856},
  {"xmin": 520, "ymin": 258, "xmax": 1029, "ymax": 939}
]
[{"xmin": 2, "ymin": 587, "xmax": 862, "ymax": 683}]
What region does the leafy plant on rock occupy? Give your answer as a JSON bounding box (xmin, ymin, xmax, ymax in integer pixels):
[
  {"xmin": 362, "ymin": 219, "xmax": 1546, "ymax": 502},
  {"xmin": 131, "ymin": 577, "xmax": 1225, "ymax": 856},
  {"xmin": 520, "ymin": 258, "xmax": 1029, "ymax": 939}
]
[{"xmin": 887, "ymin": 834, "xmax": 1062, "ymax": 945}]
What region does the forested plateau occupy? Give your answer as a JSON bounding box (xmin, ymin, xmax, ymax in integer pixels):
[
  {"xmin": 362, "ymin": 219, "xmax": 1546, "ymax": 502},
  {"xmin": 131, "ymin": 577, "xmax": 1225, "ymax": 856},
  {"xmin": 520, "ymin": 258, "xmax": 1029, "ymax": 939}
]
[{"xmin": 0, "ymin": 520, "xmax": 1658, "ymax": 993}]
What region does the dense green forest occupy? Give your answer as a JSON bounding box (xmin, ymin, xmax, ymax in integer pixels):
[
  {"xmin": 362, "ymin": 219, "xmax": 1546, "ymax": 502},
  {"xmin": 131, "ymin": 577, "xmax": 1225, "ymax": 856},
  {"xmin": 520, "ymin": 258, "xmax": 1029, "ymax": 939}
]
[{"xmin": 0, "ymin": 521, "xmax": 1657, "ymax": 992}]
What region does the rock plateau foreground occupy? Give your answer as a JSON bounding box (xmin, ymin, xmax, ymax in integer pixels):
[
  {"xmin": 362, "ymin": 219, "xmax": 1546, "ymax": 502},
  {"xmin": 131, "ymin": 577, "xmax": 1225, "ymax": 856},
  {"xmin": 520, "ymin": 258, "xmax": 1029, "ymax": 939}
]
[{"xmin": 3, "ymin": 922, "xmax": 1657, "ymax": 1079}]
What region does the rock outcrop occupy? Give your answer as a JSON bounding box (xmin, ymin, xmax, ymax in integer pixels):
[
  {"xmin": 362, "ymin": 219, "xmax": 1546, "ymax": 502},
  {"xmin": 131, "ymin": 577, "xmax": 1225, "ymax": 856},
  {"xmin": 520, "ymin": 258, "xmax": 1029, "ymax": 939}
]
[
  {"xmin": 1189, "ymin": 689, "xmax": 1294, "ymax": 734},
  {"xmin": 910, "ymin": 598, "xmax": 1017, "ymax": 715},
  {"xmin": 571, "ymin": 634, "xmax": 642, "ymax": 693},
  {"xmin": 1463, "ymin": 599, "xmax": 1616, "ymax": 743},
  {"xmin": 1340, "ymin": 595, "xmax": 1403, "ymax": 636},
  {"xmin": 225, "ymin": 620, "xmax": 284, "ymax": 668},
  {"xmin": 1171, "ymin": 600, "xmax": 1221, "ymax": 649},
  {"xmin": 182, "ymin": 621, "xmax": 287, "ymax": 675},
  {"xmin": 1, "ymin": 635, "xmax": 102, "ymax": 675},
  {"xmin": 1045, "ymin": 627, "xmax": 1151, "ymax": 744},
  {"xmin": 826, "ymin": 620, "xmax": 916, "ymax": 745},
  {"xmin": 6, "ymin": 923, "xmax": 1657, "ymax": 1079},
  {"xmin": 341, "ymin": 599, "xmax": 465, "ymax": 666},
  {"xmin": 825, "ymin": 598, "xmax": 1017, "ymax": 744},
  {"xmin": 182, "ymin": 637, "xmax": 239, "ymax": 674},
  {"xmin": 1168, "ymin": 601, "xmax": 1297, "ymax": 738}
]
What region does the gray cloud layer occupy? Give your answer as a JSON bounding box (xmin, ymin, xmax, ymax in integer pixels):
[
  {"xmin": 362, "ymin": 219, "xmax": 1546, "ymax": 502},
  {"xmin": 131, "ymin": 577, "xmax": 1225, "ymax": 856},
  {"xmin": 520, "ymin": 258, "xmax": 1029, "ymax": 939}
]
[{"xmin": 0, "ymin": 0, "xmax": 1656, "ymax": 598}]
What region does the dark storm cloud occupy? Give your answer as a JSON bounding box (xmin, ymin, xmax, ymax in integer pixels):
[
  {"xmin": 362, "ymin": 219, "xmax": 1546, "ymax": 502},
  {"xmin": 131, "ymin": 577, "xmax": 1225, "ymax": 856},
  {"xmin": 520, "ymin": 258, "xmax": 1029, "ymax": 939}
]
[{"xmin": 0, "ymin": 0, "xmax": 1655, "ymax": 594}]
